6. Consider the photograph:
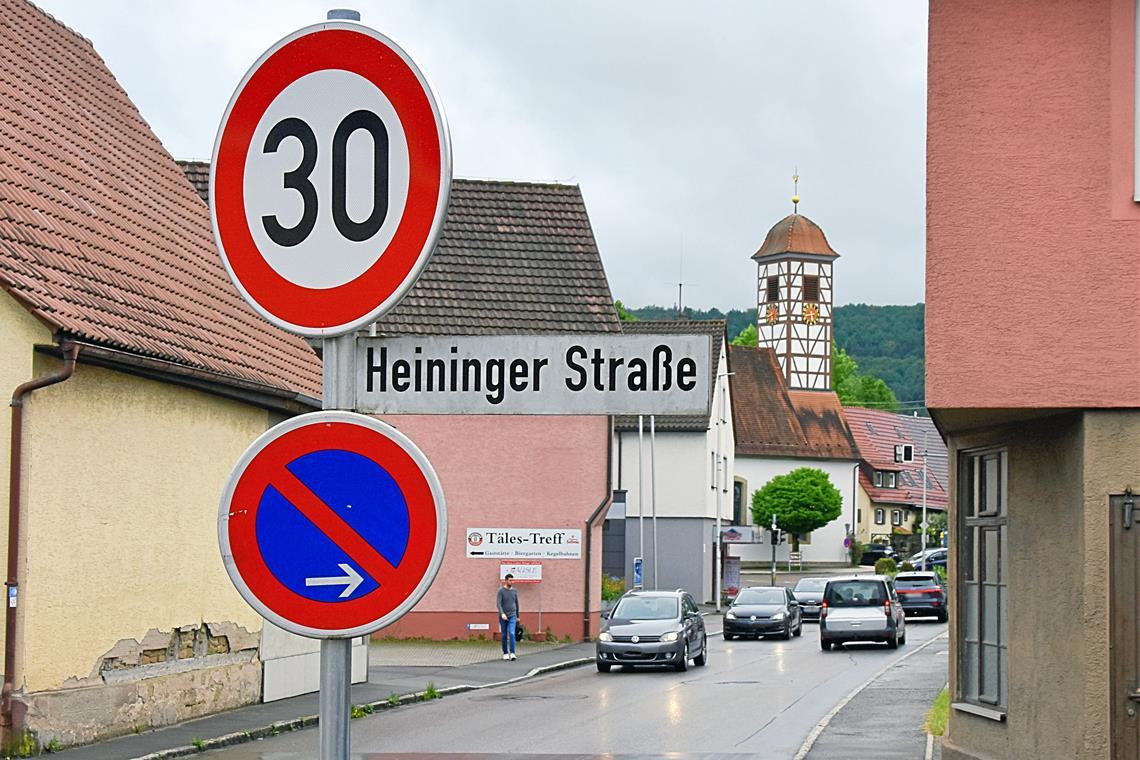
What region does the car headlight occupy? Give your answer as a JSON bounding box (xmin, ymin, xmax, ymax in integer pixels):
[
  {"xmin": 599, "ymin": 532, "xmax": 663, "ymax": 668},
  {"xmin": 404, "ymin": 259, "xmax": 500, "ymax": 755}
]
[
  {"xmin": 725, "ymin": 611, "xmax": 737, "ymax": 620},
  {"xmin": 598, "ymin": 632, "xmax": 613, "ymax": 642},
  {"xmin": 661, "ymin": 631, "xmax": 680, "ymax": 642},
  {"xmin": 771, "ymin": 612, "xmax": 786, "ymax": 621}
]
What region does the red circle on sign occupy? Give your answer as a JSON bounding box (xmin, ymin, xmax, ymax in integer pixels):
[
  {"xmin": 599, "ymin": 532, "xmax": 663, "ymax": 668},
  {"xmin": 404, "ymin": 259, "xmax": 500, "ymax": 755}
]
[
  {"xmin": 211, "ymin": 23, "xmax": 450, "ymax": 336},
  {"xmin": 219, "ymin": 413, "xmax": 446, "ymax": 638}
]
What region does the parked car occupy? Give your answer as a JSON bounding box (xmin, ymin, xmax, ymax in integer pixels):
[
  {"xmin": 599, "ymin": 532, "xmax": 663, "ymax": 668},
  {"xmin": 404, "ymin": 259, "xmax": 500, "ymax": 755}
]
[
  {"xmin": 819, "ymin": 575, "xmax": 906, "ymax": 650},
  {"xmin": 791, "ymin": 577, "xmax": 828, "ymax": 621},
  {"xmin": 596, "ymin": 590, "xmax": 707, "ymax": 672},
  {"xmin": 894, "ymin": 572, "xmax": 948, "ymax": 622},
  {"xmin": 859, "ymin": 543, "xmax": 899, "ymax": 566},
  {"xmin": 906, "ymin": 548, "xmax": 948, "ymax": 571},
  {"xmin": 723, "ymin": 586, "xmax": 802, "ymax": 640}
]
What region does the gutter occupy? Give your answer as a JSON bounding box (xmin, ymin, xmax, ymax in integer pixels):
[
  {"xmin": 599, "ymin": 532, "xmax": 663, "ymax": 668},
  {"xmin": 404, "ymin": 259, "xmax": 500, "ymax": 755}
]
[
  {"xmin": 3, "ymin": 341, "xmax": 79, "ymax": 740},
  {"xmin": 582, "ymin": 416, "xmax": 614, "ymax": 640}
]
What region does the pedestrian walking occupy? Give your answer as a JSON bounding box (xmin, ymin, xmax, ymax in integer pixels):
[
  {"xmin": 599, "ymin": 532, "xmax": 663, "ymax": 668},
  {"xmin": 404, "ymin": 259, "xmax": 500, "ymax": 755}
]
[{"xmin": 497, "ymin": 574, "xmax": 519, "ymax": 660}]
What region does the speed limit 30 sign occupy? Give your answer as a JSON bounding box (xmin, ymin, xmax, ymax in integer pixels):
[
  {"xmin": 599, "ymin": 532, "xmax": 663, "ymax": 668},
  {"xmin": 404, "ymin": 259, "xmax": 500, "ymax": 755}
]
[{"xmin": 211, "ymin": 21, "xmax": 451, "ymax": 336}]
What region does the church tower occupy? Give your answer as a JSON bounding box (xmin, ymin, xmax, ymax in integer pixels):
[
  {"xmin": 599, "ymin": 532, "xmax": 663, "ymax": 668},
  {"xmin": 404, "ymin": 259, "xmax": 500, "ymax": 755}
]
[{"xmin": 753, "ymin": 196, "xmax": 839, "ymax": 391}]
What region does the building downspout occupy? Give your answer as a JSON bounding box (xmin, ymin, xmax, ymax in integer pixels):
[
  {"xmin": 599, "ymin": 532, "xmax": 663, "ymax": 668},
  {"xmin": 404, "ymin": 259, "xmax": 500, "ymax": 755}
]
[
  {"xmin": 583, "ymin": 416, "xmax": 614, "ymax": 640},
  {"xmin": 3, "ymin": 342, "xmax": 78, "ymax": 741}
]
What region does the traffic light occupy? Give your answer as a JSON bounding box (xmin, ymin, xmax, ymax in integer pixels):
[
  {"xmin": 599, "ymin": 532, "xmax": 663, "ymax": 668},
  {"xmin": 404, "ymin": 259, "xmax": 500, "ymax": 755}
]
[{"xmin": 773, "ymin": 529, "xmax": 784, "ymax": 545}]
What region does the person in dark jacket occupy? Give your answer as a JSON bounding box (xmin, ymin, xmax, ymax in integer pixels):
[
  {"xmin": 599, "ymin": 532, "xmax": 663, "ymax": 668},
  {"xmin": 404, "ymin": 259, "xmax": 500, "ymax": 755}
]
[{"xmin": 497, "ymin": 574, "xmax": 519, "ymax": 660}]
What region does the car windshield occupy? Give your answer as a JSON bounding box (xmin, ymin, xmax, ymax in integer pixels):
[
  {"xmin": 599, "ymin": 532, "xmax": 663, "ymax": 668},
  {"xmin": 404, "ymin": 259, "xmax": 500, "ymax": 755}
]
[
  {"xmin": 612, "ymin": 596, "xmax": 679, "ymax": 620},
  {"xmin": 734, "ymin": 588, "xmax": 785, "ymax": 605},
  {"xmin": 908, "ymin": 550, "xmax": 940, "ymax": 563},
  {"xmin": 794, "ymin": 579, "xmax": 827, "ymax": 592},
  {"xmin": 895, "ymin": 574, "xmax": 939, "ymax": 588},
  {"xmin": 825, "ymin": 580, "xmax": 887, "ymax": 607}
]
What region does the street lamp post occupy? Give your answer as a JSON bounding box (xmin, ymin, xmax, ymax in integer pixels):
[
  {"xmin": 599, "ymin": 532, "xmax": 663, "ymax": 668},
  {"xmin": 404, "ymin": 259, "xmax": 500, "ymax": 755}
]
[{"xmin": 920, "ymin": 430, "xmax": 928, "ymax": 571}]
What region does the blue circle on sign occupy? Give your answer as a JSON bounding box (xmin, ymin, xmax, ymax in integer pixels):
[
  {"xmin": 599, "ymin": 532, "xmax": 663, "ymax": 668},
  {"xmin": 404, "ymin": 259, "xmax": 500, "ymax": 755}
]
[{"xmin": 256, "ymin": 449, "xmax": 410, "ymax": 602}]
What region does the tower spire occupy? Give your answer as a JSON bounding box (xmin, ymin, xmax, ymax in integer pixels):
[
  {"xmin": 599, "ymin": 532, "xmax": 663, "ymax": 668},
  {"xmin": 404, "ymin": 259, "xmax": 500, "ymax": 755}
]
[{"xmin": 792, "ymin": 168, "xmax": 800, "ymax": 213}]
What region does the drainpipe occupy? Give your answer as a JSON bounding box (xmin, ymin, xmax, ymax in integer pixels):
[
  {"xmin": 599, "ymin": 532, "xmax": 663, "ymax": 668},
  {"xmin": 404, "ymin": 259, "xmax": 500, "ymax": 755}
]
[
  {"xmin": 3, "ymin": 342, "xmax": 79, "ymax": 739},
  {"xmin": 582, "ymin": 416, "xmax": 614, "ymax": 640}
]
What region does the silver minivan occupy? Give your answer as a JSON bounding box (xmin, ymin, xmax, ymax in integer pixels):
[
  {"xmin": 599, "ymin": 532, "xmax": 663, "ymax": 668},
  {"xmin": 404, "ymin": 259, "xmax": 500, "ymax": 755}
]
[{"xmin": 819, "ymin": 575, "xmax": 906, "ymax": 650}]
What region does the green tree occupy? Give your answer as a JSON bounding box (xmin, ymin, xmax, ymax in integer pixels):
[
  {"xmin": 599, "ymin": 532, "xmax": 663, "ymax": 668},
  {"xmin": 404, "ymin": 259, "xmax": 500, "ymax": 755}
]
[
  {"xmin": 614, "ymin": 300, "xmax": 638, "ymax": 322},
  {"xmin": 751, "ymin": 468, "xmax": 843, "ymax": 552},
  {"xmin": 731, "ymin": 323, "xmax": 757, "ymax": 347},
  {"xmin": 833, "ymin": 343, "xmax": 900, "ymax": 411}
]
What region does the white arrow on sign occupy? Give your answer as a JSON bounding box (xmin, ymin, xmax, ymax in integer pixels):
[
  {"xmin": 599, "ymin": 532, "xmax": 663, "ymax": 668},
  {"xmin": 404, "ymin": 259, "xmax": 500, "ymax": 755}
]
[{"xmin": 305, "ymin": 563, "xmax": 364, "ymax": 598}]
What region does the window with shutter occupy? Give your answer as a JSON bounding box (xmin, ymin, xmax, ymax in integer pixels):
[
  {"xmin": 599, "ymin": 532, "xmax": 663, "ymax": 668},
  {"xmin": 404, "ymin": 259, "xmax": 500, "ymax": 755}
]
[
  {"xmin": 766, "ymin": 276, "xmax": 779, "ymax": 302},
  {"xmin": 803, "ymin": 275, "xmax": 820, "ymax": 302}
]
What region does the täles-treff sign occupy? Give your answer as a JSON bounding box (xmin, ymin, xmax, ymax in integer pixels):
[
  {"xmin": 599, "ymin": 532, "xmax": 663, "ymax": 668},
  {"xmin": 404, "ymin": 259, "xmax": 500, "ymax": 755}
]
[
  {"xmin": 465, "ymin": 528, "xmax": 582, "ymax": 559},
  {"xmin": 355, "ymin": 334, "xmax": 711, "ymax": 415}
]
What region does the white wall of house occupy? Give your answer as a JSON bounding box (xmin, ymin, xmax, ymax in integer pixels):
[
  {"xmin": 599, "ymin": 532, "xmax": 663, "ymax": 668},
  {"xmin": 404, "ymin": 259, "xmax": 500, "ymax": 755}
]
[{"xmin": 731, "ymin": 455, "xmax": 859, "ymax": 564}]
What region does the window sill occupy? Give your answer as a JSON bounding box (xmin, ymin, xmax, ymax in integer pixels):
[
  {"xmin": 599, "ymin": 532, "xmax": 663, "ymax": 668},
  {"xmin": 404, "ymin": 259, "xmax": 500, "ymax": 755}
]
[{"xmin": 952, "ymin": 702, "xmax": 1007, "ymax": 722}]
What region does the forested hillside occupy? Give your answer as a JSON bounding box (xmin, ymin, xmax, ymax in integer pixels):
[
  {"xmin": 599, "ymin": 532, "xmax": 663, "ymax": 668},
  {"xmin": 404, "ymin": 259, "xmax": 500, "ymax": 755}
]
[{"xmin": 624, "ymin": 302, "xmax": 924, "ymax": 406}]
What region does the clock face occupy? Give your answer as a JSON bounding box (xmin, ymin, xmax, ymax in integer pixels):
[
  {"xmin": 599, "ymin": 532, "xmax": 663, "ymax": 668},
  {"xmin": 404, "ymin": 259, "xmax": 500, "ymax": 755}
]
[
  {"xmin": 802, "ymin": 303, "xmax": 820, "ymax": 325},
  {"xmin": 765, "ymin": 304, "xmax": 779, "ymax": 325}
]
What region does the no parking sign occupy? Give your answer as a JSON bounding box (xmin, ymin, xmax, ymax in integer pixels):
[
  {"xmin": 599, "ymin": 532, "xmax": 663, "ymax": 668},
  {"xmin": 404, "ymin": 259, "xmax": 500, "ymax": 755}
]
[{"xmin": 218, "ymin": 411, "xmax": 447, "ymax": 638}]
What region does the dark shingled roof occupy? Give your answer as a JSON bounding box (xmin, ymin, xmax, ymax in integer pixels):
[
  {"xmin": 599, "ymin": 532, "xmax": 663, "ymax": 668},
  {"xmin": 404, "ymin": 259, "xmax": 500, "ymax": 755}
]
[
  {"xmin": 729, "ymin": 344, "xmax": 858, "ymax": 460},
  {"xmin": 615, "ymin": 319, "xmax": 725, "ymax": 432},
  {"xmin": 0, "ymin": 0, "xmax": 322, "ymax": 399},
  {"xmin": 375, "ymin": 180, "xmax": 620, "ymax": 336},
  {"xmin": 178, "ymin": 159, "xmax": 210, "ymax": 203}
]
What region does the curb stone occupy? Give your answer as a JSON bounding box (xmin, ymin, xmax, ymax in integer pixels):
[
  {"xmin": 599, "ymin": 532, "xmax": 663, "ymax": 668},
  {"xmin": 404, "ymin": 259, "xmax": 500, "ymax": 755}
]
[{"xmin": 132, "ymin": 656, "xmax": 593, "ymax": 760}]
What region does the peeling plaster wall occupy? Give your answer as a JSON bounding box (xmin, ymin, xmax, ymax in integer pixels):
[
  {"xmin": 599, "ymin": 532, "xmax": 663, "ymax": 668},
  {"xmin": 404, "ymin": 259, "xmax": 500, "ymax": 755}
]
[{"xmin": 17, "ymin": 358, "xmax": 269, "ymax": 695}]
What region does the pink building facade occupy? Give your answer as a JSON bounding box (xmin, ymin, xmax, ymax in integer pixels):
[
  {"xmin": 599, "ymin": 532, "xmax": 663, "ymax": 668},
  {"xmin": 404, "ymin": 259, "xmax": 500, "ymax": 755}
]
[{"xmin": 928, "ymin": 1, "xmax": 1140, "ymax": 758}]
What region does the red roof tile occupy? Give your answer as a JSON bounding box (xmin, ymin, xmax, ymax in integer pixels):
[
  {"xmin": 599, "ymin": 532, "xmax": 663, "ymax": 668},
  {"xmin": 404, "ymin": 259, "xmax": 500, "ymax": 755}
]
[
  {"xmin": 729, "ymin": 345, "xmax": 858, "ymax": 460},
  {"xmin": 843, "ymin": 407, "xmax": 949, "ymax": 510},
  {"xmin": 0, "ymin": 0, "xmax": 320, "ymax": 397}
]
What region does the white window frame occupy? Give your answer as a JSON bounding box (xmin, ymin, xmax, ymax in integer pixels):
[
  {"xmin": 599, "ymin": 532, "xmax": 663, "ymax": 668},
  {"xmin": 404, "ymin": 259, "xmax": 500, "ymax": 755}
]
[
  {"xmin": 875, "ymin": 508, "xmax": 885, "ymax": 525},
  {"xmin": 874, "ymin": 471, "xmax": 883, "ymax": 487},
  {"xmin": 887, "ymin": 472, "xmax": 897, "ymax": 488},
  {"xmin": 891, "ymin": 509, "xmax": 902, "ymax": 526}
]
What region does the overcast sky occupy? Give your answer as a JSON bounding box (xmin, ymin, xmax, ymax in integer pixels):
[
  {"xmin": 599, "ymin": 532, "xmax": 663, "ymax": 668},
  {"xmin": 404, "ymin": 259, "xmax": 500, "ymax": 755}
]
[{"xmin": 37, "ymin": 0, "xmax": 927, "ymax": 311}]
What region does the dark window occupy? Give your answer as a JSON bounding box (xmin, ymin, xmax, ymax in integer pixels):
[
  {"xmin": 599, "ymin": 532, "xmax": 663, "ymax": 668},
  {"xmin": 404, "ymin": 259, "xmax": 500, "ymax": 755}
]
[
  {"xmin": 803, "ymin": 275, "xmax": 820, "ymax": 302},
  {"xmin": 766, "ymin": 276, "xmax": 779, "ymax": 302},
  {"xmin": 733, "ymin": 480, "xmax": 745, "ymax": 525},
  {"xmin": 825, "ymin": 580, "xmax": 886, "ymax": 607},
  {"xmin": 959, "ymin": 448, "xmax": 1008, "ymax": 710}
]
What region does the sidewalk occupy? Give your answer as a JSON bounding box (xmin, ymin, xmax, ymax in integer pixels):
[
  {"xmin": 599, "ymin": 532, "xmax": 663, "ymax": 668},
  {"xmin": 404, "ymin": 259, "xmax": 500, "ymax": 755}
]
[
  {"xmin": 53, "ymin": 639, "xmax": 595, "ymax": 760},
  {"xmin": 804, "ymin": 633, "xmax": 949, "ymax": 760}
]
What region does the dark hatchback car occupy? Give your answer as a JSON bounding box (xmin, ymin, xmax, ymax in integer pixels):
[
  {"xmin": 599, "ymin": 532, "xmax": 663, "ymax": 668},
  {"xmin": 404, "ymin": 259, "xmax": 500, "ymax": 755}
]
[
  {"xmin": 859, "ymin": 543, "xmax": 899, "ymax": 566},
  {"xmin": 723, "ymin": 586, "xmax": 802, "ymax": 640},
  {"xmin": 791, "ymin": 577, "xmax": 828, "ymax": 621},
  {"xmin": 906, "ymin": 548, "xmax": 948, "ymax": 571},
  {"xmin": 596, "ymin": 590, "xmax": 707, "ymax": 672},
  {"xmin": 894, "ymin": 572, "xmax": 948, "ymax": 622}
]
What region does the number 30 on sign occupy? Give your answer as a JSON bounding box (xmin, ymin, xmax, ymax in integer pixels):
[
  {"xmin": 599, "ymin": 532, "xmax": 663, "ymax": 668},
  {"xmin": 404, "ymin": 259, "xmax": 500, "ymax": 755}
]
[{"xmin": 210, "ymin": 21, "xmax": 452, "ymax": 337}]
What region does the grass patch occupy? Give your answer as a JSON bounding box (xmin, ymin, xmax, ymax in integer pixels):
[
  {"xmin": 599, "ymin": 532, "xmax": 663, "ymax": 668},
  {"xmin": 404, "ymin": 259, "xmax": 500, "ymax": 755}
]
[{"xmin": 925, "ymin": 686, "xmax": 949, "ymax": 736}]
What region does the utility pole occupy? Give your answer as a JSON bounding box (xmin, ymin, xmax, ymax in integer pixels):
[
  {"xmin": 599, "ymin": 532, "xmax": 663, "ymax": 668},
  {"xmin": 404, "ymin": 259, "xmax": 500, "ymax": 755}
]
[
  {"xmin": 920, "ymin": 430, "xmax": 929, "ymax": 571},
  {"xmin": 770, "ymin": 513, "xmax": 778, "ymax": 586}
]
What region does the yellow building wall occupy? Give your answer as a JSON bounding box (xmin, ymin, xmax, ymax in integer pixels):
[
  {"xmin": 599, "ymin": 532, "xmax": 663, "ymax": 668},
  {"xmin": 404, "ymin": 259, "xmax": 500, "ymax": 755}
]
[
  {"xmin": 0, "ymin": 294, "xmax": 54, "ymax": 671},
  {"xmin": 10, "ymin": 331, "xmax": 270, "ymax": 691}
]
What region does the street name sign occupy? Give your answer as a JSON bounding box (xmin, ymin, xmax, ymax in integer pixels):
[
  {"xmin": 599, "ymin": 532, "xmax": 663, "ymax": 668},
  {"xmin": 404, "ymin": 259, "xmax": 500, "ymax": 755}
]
[
  {"xmin": 355, "ymin": 334, "xmax": 712, "ymax": 415},
  {"xmin": 218, "ymin": 411, "xmax": 447, "ymax": 638},
  {"xmin": 211, "ymin": 21, "xmax": 451, "ymax": 336}
]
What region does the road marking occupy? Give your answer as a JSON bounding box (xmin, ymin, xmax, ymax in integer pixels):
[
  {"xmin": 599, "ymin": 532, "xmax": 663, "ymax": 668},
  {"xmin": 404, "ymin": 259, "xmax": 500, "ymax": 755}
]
[{"xmin": 792, "ymin": 631, "xmax": 948, "ymax": 760}]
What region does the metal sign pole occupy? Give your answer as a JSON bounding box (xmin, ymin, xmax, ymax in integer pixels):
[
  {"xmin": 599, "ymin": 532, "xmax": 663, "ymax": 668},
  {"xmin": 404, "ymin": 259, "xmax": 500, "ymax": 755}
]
[
  {"xmin": 321, "ymin": 332, "xmax": 357, "ymax": 760},
  {"xmin": 650, "ymin": 414, "xmax": 658, "ymax": 590}
]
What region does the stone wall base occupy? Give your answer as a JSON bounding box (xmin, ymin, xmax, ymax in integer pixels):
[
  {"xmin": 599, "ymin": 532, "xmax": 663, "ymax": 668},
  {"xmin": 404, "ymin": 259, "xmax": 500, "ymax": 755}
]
[{"xmin": 19, "ymin": 655, "xmax": 261, "ymax": 749}]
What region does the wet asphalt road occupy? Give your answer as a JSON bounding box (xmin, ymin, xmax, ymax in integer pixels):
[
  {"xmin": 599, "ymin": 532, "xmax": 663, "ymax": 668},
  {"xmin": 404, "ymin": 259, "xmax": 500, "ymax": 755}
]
[{"xmin": 204, "ymin": 617, "xmax": 947, "ymax": 759}]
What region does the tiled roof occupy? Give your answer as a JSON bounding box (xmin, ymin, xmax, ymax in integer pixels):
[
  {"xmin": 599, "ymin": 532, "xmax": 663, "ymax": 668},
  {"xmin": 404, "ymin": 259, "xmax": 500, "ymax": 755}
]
[
  {"xmin": 615, "ymin": 319, "xmax": 725, "ymax": 432},
  {"xmin": 375, "ymin": 180, "xmax": 621, "ymax": 336},
  {"xmin": 0, "ymin": 0, "xmax": 321, "ymax": 398},
  {"xmin": 752, "ymin": 213, "xmax": 839, "ymax": 260},
  {"xmin": 177, "ymin": 160, "xmax": 209, "ymax": 203},
  {"xmin": 843, "ymin": 407, "xmax": 949, "ymax": 510},
  {"xmin": 729, "ymin": 344, "xmax": 859, "ymax": 460}
]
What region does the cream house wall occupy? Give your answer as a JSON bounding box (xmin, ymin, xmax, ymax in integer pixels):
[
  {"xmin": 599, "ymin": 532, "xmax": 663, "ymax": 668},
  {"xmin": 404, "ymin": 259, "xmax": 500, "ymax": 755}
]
[
  {"xmin": 0, "ymin": 293, "xmax": 53, "ymax": 670},
  {"xmin": 19, "ymin": 357, "xmax": 269, "ymax": 691}
]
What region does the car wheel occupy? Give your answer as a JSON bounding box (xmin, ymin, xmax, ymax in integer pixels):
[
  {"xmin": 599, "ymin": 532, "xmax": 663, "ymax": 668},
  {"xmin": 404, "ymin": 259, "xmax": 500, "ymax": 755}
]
[
  {"xmin": 794, "ymin": 621, "xmax": 803, "ymax": 637},
  {"xmin": 596, "ymin": 661, "xmax": 611, "ymax": 673},
  {"xmin": 674, "ymin": 642, "xmax": 689, "ymax": 672},
  {"xmin": 899, "ymin": 631, "xmax": 907, "ymax": 646},
  {"xmin": 820, "ymin": 639, "xmax": 831, "ymax": 651},
  {"xmin": 694, "ymin": 635, "xmax": 707, "ymax": 666},
  {"xmin": 781, "ymin": 624, "xmax": 792, "ymax": 641},
  {"xmin": 937, "ymin": 610, "xmax": 948, "ymax": 624},
  {"xmin": 723, "ymin": 632, "xmax": 734, "ymax": 641},
  {"xmin": 887, "ymin": 631, "xmax": 899, "ymax": 649}
]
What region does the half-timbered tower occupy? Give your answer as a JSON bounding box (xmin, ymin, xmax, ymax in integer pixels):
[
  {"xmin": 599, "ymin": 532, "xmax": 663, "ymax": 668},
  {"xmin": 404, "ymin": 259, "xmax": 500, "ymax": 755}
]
[{"xmin": 752, "ymin": 212, "xmax": 838, "ymax": 390}]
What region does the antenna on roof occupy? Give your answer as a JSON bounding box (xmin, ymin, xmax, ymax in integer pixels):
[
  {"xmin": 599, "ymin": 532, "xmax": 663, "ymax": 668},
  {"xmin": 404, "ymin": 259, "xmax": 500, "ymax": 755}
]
[
  {"xmin": 792, "ymin": 168, "xmax": 800, "ymax": 213},
  {"xmin": 674, "ymin": 234, "xmax": 696, "ymax": 319}
]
